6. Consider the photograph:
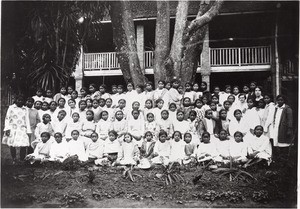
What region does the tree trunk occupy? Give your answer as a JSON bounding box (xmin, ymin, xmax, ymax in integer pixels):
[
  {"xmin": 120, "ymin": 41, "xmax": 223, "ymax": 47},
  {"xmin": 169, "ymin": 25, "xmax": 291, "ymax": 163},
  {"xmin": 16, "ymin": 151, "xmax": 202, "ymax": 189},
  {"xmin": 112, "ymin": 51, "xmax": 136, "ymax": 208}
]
[
  {"xmin": 180, "ymin": 25, "xmax": 208, "ymax": 84},
  {"xmin": 110, "ymin": 0, "xmax": 147, "ymax": 86},
  {"xmin": 167, "ymin": 1, "xmax": 189, "ymax": 80},
  {"xmin": 153, "ymin": 1, "xmax": 170, "ymax": 87}
]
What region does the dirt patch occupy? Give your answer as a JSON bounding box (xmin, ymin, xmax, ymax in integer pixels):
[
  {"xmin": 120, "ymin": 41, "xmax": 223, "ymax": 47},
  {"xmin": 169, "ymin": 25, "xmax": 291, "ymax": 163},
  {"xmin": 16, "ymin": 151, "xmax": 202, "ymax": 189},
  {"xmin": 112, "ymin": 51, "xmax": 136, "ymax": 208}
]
[{"xmin": 1, "ymin": 144, "xmax": 297, "ymax": 208}]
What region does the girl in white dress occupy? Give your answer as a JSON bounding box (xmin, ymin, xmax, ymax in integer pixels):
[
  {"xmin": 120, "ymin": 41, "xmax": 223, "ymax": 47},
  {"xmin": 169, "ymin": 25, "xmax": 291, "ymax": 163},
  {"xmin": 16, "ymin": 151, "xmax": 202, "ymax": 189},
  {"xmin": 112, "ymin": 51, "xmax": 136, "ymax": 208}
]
[
  {"xmin": 156, "ymin": 110, "xmax": 174, "ymax": 139},
  {"xmin": 245, "ymin": 125, "xmax": 272, "ymax": 167},
  {"xmin": 91, "ymin": 99, "xmax": 102, "ymax": 123},
  {"xmin": 215, "ymin": 129, "xmax": 231, "ymax": 163},
  {"xmin": 143, "ymin": 99, "xmax": 154, "ymax": 119},
  {"xmin": 96, "ymin": 110, "xmax": 111, "ymax": 141},
  {"xmin": 228, "ymin": 109, "xmax": 247, "ymax": 137},
  {"xmin": 52, "ymin": 110, "xmax": 68, "ymax": 138},
  {"xmin": 49, "ymin": 132, "xmax": 68, "ymax": 162},
  {"xmin": 125, "ymin": 82, "xmax": 138, "ymax": 111},
  {"xmin": 153, "ymin": 80, "xmax": 170, "ymax": 110},
  {"xmin": 117, "ymin": 133, "xmax": 140, "ymax": 165},
  {"xmin": 195, "ymin": 132, "xmax": 218, "ymax": 162},
  {"xmin": 33, "ymin": 113, "xmax": 54, "ymax": 148},
  {"xmin": 86, "ymin": 132, "xmax": 105, "ymax": 163},
  {"xmin": 183, "ymin": 82, "xmax": 196, "ymax": 104},
  {"xmin": 65, "ymin": 112, "xmax": 82, "ymax": 140},
  {"xmin": 25, "ymin": 132, "xmax": 53, "ymax": 164},
  {"xmin": 102, "ymin": 98, "xmax": 115, "ymax": 122},
  {"xmin": 127, "ymin": 109, "xmax": 144, "ymax": 147},
  {"xmin": 152, "ymin": 130, "xmax": 171, "ymax": 165},
  {"xmin": 229, "ymin": 131, "xmax": 248, "ymax": 163},
  {"xmin": 168, "ymin": 103, "xmax": 177, "ymax": 122},
  {"xmin": 81, "ymin": 110, "xmax": 96, "ymax": 138},
  {"xmin": 173, "ymin": 110, "xmax": 190, "ymax": 136},
  {"xmin": 192, "ymin": 83, "xmax": 202, "ymax": 101},
  {"xmin": 66, "ymin": 130, "xmax": 88, "ymax": 162},
  {"xmin": 110, "ymin": 110, "xmax": 128, "ymax": 143},
  {"xmin": 169, "ymin": 131, "xmax": 186, "ymax": 164},
  {"xmin": 152, "ymin": 99, "xmax": 165, "ymax": 121},
  {"xmin": 145, "ymin": 112, "xmax": 157, "ymax": 138}
]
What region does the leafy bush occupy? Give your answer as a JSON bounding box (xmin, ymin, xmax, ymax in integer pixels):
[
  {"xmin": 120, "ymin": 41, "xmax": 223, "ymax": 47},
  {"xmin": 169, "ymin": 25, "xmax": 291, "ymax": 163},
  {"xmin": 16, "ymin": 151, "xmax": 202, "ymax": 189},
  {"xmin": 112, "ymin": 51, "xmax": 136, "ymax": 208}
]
[
  {"xmin": 197, "ymin": 190, "xmax": 245, "ymax": 203},
  {"xmin": 252, "ymin": 190, "xmax": 269, "ymax": 203}
]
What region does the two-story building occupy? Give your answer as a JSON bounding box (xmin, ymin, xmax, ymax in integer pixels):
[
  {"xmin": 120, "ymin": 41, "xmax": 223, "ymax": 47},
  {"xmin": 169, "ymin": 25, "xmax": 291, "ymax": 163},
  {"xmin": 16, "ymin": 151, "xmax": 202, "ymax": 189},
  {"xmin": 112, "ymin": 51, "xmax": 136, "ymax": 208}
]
[{"xmin": 73, "ymin": 1, "xmax": 298, "ymax": 101}]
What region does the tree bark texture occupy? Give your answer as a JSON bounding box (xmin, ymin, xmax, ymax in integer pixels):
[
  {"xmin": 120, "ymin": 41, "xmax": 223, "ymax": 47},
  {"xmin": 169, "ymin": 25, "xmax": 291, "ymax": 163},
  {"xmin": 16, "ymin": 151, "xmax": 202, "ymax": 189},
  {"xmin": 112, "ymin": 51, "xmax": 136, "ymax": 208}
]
[
  {"xmin": 167, "ymin": 1, "xmax": 189, "ymax": 79},
  {"xmin": 110, "ymin": 1, "xmax": 147, "ymax": 86},
  {"xmin": 153, "ymin": 1, "xmax": 170, "ymax": 86}
]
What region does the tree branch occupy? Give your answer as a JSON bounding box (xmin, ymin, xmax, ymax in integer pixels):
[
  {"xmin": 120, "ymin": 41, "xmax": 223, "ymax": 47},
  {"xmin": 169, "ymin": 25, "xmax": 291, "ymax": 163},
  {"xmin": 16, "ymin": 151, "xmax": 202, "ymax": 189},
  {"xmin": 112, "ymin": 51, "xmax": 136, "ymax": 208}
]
[{"xmin": 187, "ymin": 0, "xmax": 223, "ymax": 35}]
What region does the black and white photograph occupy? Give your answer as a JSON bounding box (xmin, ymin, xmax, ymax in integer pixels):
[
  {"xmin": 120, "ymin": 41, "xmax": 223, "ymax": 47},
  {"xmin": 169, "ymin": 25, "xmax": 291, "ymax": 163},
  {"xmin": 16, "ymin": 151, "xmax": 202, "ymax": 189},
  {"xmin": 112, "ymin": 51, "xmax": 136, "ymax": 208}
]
[{"xmin": 1, "ymin": 0, "xmax": 298, "ymax": 208}]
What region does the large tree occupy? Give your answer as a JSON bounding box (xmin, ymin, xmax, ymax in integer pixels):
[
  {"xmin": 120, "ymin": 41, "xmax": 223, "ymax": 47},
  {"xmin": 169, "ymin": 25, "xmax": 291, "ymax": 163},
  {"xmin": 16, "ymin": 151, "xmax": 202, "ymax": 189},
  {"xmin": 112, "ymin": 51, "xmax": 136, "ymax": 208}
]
[{"xmin": 109, "ymin": 0, "xmax": 223, "ymax": 86}]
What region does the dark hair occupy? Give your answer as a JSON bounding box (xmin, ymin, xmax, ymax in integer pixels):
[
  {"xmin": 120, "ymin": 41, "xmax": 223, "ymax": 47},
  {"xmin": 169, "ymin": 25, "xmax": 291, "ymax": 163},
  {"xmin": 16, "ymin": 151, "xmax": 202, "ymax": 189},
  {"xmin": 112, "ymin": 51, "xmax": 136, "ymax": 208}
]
[
  {"xmin": 158, "ymin": 80, "xmax": 166, "ymax": 85},
  {"xmin": 89, "ymin": 83, "xmax": 97, "ymax": 89},
  {"xmin": 91, "ymin": 132, "xmax": 99, "ymax": 137},
  {"xmin": 72, "ymin": 112, "xmax": 80, "ymax": 117},
  {"xmin": 78, "ymin": 100, "xmax": 87, "ymax": 106},
  {"xmin": 276, "ymin": 94, "xmax": 286, "ymax": 102},
  {"xmin": 68, "ymin": 98, "xmax": 76, "ymax": 104},
  {"xmin": 49, "ymin": 101, "xmax": 57, "ymax": 106},
  {"xmin": 58, "ymin": 110, "xmax": 66, "ymax": 115},
  {"xmin": 108, "ymin": 130, "xmax": 118, "ymax": 138},
  {"xmin": 144, "ymin": 131, "xmax": 153, "ymax": 138},
  {"xmin": 161, "ymin": 110, "xmax": 169, "ymax": 116},
  {"xmin": 145, "ymin": 99, "xmax": 153, "ymax": 108},
  {"xmin": 100, "ymin": 84, "xmax": 107, "ymax": 90},
  {"xmin": 158, "ymin": 130, "xmax": 168, "ymax": 138},
  {"xmin": 146, "ymin": 112, "xmax": 154, "ymax": 118},
  {"xmin": 26, "ymin": 97, "xmax": 34, "ymax": 102},
  {"xmin": 41, "ymin": 132, "xmax": 50, "ymax": 138},
  {"xmin": 172, "ymin": 131, "xmax": 182, "ymax": 139},
  {"xmin": 118, "ymin": 99, "xmax": 126, "ymax": 104},
  {"xmin": 86, "ymin": 110, "xmax": 94, "ymax": 116},
  {"xmin": 201, "ymin": 132, "xmax": 210, "ymax": 141},
  {"xmin": 155, "ymin": 99, "xmax": 164, "ymax": 105},
  {"xmin": 100, "ymin": 110, "xmax": 108, "ymax": 119},
  {"xmin": 54, "ymin": 132, "xmax": 63, "ymax": 137},
  {"xmin": 169, "ymin": 103, "xmax": 176, "ymax": 109},
  {"xmin": 106, "ymin": 98, "xmax": 113, "ymax": 102},
  {"xmin": 123, "ymin": 133, "xmax": 133, "ymax": 142},
  {"xmin": 71, "ymin": 130, "xmax": 79, "ymax": 135},
  {"xmin": 57, "ymin": 98, "xmax": 66, "ymax": 103},
  {"xmin": 254, "ymin": 125, "xmax": 264, "ymax": 132},
  {"xmin": 233, "ymin": 109, "xmax": 242, "ymax": 116},
  {"xmin": 189, "ymin": 110, "xmax": 197, "ymax": 116},
  {"xmin": 184, "ymin": 132, "xmax": 192, "ymax": 138},
  {"xmin": 234, "ymin": 131, "xmax": 243, "ymax": 137},
  {"xmin": 219, "ymin": 129, "xmax": 228, "ymax": 135}
]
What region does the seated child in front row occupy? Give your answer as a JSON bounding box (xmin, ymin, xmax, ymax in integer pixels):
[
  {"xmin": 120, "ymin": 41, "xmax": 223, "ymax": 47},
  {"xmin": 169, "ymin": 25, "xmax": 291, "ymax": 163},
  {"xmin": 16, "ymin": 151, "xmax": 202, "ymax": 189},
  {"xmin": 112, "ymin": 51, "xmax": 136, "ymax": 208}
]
[
  {"xmin": 229, "ymin": 131, "xmax": 248, "ymax": 163},
  {"xmin": 244, "ymin": 125, "xmax": 272, "ymax": 167},
  {"xmin": 169, "ymin": 131, "xmax": 186, "ymax": 164},
  {"xmin": 183, "ymin": 132, "xmax": 197, "ymax": 164},
  {"xmin": 25, "ymin": 132, "xmax": 53, "ymax": 164},
  {"xmin": 152, "ymin": 130, "xmax": 171, "ymax": 165},
  {"xmin": 49, "ymin": 132, "xmax": 68, "ymax": 162},
  {"xmin": 140, "ymin": 131, "xmax": 156, "ymax": 159},
  {"xmin": 215, "ymin": 129, "xmax": 231, "ymax": 163},
  {"xmin": 86, "ymin": 132, "xmax": 105, "ymax": 163},
  {"xmin": 195, "ymin": 132, "xmax": 218, "ymax": 163},
  {"xmin": 117, "ymin": 133, "xmax": 140, "ymax": 165},
  {"xmin": 95, "ymin": 130, "xmax": 120, "ymax": 166},
  {"xmin": 66, "ymin": 130, "xmax": 88, "ymax": 162}
]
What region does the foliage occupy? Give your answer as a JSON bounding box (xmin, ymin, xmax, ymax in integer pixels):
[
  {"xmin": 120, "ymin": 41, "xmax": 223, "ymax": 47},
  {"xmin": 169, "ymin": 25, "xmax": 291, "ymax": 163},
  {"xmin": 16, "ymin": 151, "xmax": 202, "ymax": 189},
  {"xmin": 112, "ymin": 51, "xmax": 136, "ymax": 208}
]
[
  {"xmin": 17, "ymin": 1, "xmax": 108, "ymax": 91},
  {"xmin": 156, "ymin": 162, "xmax": 184, "ymax": 185},
  {"xmin": 252, "ymin": 190, "xmax": 269, "ymax": 203},
  {"xmin": 62, "ymin": 155, "xmax": 80, "ymax": 171},
  {"xmin": 196, "ymin": 190, "xmax": 246, "ymax": 203},
  {"xmin": 212, "ymin": 158, "xmax": 256, "ymax": 182},
  {"xmin": 122, "ymin": 165, "xmax": 142, "ymax": 182},
  {"xmin": 62, "ymin": 192, "xmax": 85, "ymax": 207}
]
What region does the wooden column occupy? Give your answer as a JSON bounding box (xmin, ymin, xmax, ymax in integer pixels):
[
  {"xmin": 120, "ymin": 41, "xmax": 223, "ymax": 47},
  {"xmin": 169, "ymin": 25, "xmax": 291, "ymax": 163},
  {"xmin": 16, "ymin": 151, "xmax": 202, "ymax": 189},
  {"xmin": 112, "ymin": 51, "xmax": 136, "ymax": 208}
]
[
  {"xmin": 136, "ymin": 24, "xmax": 145, "ymax": 72},
  {"xmin": 74, "ymin": 46, "xmax": 84, "ymax": 92},
  {"xmin": 201, "ymin": 27, "xmax": 211, "ymax": 91}
]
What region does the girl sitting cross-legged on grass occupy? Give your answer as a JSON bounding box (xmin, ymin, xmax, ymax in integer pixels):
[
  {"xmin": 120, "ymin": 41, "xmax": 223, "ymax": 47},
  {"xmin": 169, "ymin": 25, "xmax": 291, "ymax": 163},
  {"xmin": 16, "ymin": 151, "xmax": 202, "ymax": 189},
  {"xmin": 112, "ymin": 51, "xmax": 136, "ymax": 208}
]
[
  {"xmin": 195, "ymin": 132, "xmax": 218, "ymax": 163},
  {"xmin": 116, "ymin": 133, "xmax": 140, "ymax": 166},
  {"xmin": 229, "ymin": 131, "xmax": 248, "ymax": 163},
  {"xmin": 151, "ymin": 130, "xmax": 171, "ymax": 165}
]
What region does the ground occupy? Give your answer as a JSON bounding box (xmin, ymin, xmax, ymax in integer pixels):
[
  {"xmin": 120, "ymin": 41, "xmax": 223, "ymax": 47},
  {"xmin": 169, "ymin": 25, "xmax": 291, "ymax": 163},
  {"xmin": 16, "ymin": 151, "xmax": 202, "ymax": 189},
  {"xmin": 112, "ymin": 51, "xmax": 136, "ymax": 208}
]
[{"xmin": 1, "ymin": 144, "xmax": 297, "ymax": 208}]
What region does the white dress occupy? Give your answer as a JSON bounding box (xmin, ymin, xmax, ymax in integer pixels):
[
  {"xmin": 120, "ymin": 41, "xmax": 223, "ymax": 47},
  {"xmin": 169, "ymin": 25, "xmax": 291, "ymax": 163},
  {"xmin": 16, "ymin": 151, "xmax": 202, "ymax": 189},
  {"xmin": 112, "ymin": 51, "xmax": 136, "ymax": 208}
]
[
  {"xmin": 247, "ymin": 134, "xmax": 272, "ymax": 160},
  {"xmin": 66, "ymin": 137, "xmax": 88, "ymax": 161},
  {"xmin": 169, "ymin": 140, "xmax": 186, "ymax": 163},
  {"xmin": 195, "ymin": 142, "xmax": 218, "ymax": 162},
  {"xmin": 229, "ymin": 140, "xmax": 248, "ymax": 161},
  {"xmin": 96, "ymin": 119, "xmax": 111, "ymax": 140},
  {"xmin": 152, "ymin": 140, "xmax": 171, "ymax": 165},
  {"xmin": 86, "ymin": 140, "xmax": 105, "ymax": 159},
  {"xmin": 118, "ymin": 142, "xmax": 139, "ymax": 165},
  {"xmin": 49, "ymin": 141, "xmax": 69, "ymax": 162}
]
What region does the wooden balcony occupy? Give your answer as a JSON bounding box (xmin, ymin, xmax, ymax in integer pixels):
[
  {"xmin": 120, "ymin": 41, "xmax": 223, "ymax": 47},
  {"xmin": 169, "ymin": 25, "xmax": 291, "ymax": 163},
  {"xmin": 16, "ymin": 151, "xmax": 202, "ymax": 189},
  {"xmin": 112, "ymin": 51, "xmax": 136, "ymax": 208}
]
[{"xmin": 83, "ymin": 46, "xmax": 272, "ymax": 76}]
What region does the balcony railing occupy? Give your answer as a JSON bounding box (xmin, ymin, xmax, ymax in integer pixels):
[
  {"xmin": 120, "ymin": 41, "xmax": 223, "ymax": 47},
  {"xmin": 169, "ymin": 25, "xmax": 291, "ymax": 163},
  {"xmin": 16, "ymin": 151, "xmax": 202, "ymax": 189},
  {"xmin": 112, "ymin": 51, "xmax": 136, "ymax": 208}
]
[{"xmin": 83, "ymin": 46, "xmax": 271, "ymax": 71}]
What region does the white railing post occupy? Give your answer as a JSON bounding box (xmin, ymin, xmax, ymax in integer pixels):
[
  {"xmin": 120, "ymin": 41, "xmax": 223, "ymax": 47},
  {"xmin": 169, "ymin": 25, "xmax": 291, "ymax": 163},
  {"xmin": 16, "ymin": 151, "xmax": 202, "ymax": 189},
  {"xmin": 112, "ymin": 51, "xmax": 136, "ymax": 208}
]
[{"xmin": 238, "ymin": 48, "xmax": 241, "ymax": 66}]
